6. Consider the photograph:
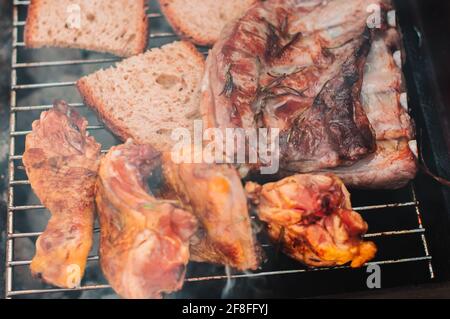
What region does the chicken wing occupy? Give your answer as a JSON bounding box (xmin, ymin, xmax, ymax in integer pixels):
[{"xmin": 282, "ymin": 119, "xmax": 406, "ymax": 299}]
[
  {"xmin": 96, "ymin": 141, "xmax": 197, "ymax": 298},
  {"xmin": 246, "ymin": 174, "xmax": 376, "ymax": 268},
  {"xmin": 23, "ymin": 100, "xmax": 101, "ymax": 288}
]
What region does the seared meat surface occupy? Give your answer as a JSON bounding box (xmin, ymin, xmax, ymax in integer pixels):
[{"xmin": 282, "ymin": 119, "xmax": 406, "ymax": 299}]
[
  {"xmin": 246, "ymin": 174, "xmax": 376, "ymax": 267},
  {"xmin": 96, "ymin": 142, "xmax": 197, "ymax": 298},
  {"xmin": 283, "ymin": 34, "xmax": 376, "ymax": 171},
  {"xmin": 162, "ymin": 156, "xmax": 260, "ymax": 270},
  {"xmin": 202, "ymin": 0, "xmax": 378, "ymax": 171},
  {"xmin": 323, "ymin": 26, "xmax": 418, "ymax": 188},
  {"xmin": 23, "ymin": 101, "xmax": 101, "ymax": 288},
  {"xmin": 326, "ymin": 140, "xmax": 417, "ymax": 189},
  {"xmin": 202, "ymin": 0, "xmax": 417, "ymax": 188}
]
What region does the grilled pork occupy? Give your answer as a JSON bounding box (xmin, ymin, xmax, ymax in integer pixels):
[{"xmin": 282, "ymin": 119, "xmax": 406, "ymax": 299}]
[
  {"xmin": 316, "ymin": 27, "xmax": 418, "ymax": 188},
  {"xmin": 23, "ymin": 100, "xmax": 101, "ymax": 288},
  {"xmin": 96, "ymin": 142, "xmax": 197, "ymax": 299},
  {"xmin": 202, "ymin": 0, "xmax": 378, "ymax": 169},
  {"xmin": 246, "ymin": 174, "xmax": 377, "ymax": 267},
  {"xmin": 162, "ymin": 155, "xmax": 261, "ymax": 270},
  {"xmin": 202, "ymin": 0, "xmax": 417, "ymax": 188}
]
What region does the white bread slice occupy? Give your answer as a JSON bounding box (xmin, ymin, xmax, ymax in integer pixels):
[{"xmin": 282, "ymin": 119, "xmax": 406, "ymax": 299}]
[
  {"xmin": 25, "ymin": 0, "xmax": 148, "ymax": 57},
  {"xmin": 159, "ymin": 0, "xmax": 257, "ymax": 46},
  {"xmin": 77, "ymin": 41, "xmax": 205, "ymax": 152}
]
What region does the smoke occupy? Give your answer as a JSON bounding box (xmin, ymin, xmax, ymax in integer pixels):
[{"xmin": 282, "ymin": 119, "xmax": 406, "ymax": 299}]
[{"xmin": 221, "ymin": 266, "xmax": 235, "ymax": 299}]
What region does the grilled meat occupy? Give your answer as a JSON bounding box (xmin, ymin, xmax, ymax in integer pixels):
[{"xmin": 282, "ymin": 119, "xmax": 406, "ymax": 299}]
[
  {"xmin": 281, "ymin": 35, "xmax": 376, "ymax": 172},
  {"xmin": 201, "ymin": 0, "xmax": 378, "ymax": 171},
  {"xmin": 246, "ymin": 174, "xmax": 377, "ymax": 267},
  {"xmin": 322, "ymin": 28, "xmax": 418, "ymax": 188},
  {"xmin": 162, "ymin": 155, "xmax": 260, "ymax": 270},
  {"xmin": 361, "ymin": 33, "xmax": 414, "ymax": 141},
  {"xmin": 325, "ymin": 139, "xmax": 417, "ymax": 189},
  {"xmin": 96, "ymin": 142, "xmax": 198, "ymax": 299},
  {"xmin": 201, "ymin": 0, "xmax": 417, "ymax": 188},
  {"xmin": 23, "ymin": 100, "xmax": 101, "ymax": 288}
]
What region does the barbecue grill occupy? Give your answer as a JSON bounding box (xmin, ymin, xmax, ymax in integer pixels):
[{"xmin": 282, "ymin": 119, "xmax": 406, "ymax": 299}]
[{"xmin": 2, "ymin": 0, "xmax": 450, "ymax": 299}]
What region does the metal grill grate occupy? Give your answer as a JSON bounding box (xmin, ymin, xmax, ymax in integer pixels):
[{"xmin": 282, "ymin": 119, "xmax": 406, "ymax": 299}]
[{"xmin": 4, "ymin": 0, "xmax": 435, "ymax": 298}]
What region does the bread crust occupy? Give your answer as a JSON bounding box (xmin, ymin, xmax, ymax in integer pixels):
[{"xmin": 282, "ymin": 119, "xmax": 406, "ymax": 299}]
[
  {"xmin": 132, "ymin": 0, "xmax": 150, "ymax": 56},
  {"xmin": 77, "ymin": 78, "xmax": 134, "ymax": 143},
  {"xmin": 25, "ymin": 0, "xmax": 148, "ymax": 57},
  {"xmin": 77, "ymin": 41, "xmax": 205, "ymax": 148},
  {"xmin": 159, "ymin": 0, "xmax": 257, "ymax": 46},
  {"xmin": 24, "ymin": 0, "xmax": 42, "ymax": 48}
]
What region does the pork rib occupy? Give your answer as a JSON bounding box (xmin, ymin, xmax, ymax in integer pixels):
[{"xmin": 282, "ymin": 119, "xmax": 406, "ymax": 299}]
[
  {"xmin": 201, "ymin": 0, "xmax": 378, "ymax": 171},
  {"xmin": 23, "ymin": 100, "xmax": 101, "ymax": 288},
  {"xmin": 201, "ymin": 0, "xmax": 417, "ymax": 188},
  {"xmin": 96, "ymin": 142, "xmax": 197, "ymax": 298}
]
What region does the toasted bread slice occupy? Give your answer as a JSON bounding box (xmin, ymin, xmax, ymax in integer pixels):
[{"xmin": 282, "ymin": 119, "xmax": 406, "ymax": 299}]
[
  {"xmin": 77, "ymin": 41, "xmax": 205, "ymax": 152},
  {"xmin": 25, "ymin": 0, "xmax": 148, "ymax": 57},
  {"xmin": 159, "ymin": 0, "xmax": 257, "ymax": 46}
]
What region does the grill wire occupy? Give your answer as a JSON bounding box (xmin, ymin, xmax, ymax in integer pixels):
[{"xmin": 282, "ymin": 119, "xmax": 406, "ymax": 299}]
[{"xmin": 4, "ymin": 0, "xmax": 435, "ymax": 298}]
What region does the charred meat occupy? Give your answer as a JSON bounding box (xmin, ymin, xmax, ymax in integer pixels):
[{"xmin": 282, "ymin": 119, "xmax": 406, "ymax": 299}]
[
  {"xmin": 23, "ymin": 100, "xmax": 101, "ymax": 288},
  {"xmin": 96, "ymin": 142, "xmax": 197, "ymax": 298},
  {"xmin": 246, "ymin": 174, "xmax": 377, "ymax": 267}
]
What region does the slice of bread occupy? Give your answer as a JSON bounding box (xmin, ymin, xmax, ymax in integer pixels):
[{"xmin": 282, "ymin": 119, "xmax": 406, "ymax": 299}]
[
  {"xmin": 25, "ymin": 0, "xmax": 148, "ymax": 57},
  {"xmin": 159, "ymin": 0, "xmax": 257, "ymax": 46},
  {"xmin": 77, "ymin": 41, "xmax": 205, "ymax": 152}
]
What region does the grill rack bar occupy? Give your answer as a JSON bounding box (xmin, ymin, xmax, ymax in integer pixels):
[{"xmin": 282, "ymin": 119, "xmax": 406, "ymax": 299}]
[
  {"xmin": 4, "ymin": 0, "xmax": 435, "ymax": 299},
  {"xmin": 6, "ymin": 227, "xmax": 426, "ymax": 241},
  {"xmin": 5, "ymin": 227, "xmax": 428, "ymax": 267},
  {"xmin": 5, "ymin": 256, "xmax": 433, "ymax": 297},
  {"xmin": 5, "ymin": 201, "xmax": 421, "ymax": 212},
  {"xmin": 5, "ymin": 2, "xmax": 18, "ymax": 300}
]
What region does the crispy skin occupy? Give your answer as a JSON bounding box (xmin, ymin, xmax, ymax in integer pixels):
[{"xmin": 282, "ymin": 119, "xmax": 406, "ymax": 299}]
[
  {"xmin": 23, "ymin": 100, "xmax": 100, "ymax": 288},
  {"xmin": 96, "ymin": 142, "xmax": 197, "ymax": 299},
  {"xmin": 162, "ymin": 155, "xmax": 260, "ymax": 270},
  {"xmin": 201, "ymin": 0, "xmax": 378, "ymax": 171},
  {"xmin": 246, "ymin": 174, "xmax": 376, "ymax": 267}
]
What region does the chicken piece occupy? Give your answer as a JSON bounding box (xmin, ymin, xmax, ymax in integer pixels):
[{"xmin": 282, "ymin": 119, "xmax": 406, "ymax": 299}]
[
  {"xmin": 162, "ymin": 155, "xmax": 260, "ymax": 270},
  {"xmin": 246, "ymin": 174, "xmax": 376, "ymax": 267},
  {"xmin": 96, "ymin": 142, "xmax": 197, "ymax": 299},
  {"xmin": 23, "ymin": 100, "xmax": 101, "ymax": 288}
]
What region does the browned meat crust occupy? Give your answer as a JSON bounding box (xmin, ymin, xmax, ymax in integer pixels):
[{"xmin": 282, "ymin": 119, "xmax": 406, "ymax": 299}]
[
  {"xmin": 283, "ymin": 30, "xmax": 376, "ymax": 170},
  {"xmin": 23, "ymin": 100, "xmax": 101, "ymax": 288},
  {"xmin": 201, "ymin": 0, "xmax": 378, "ymax": 171},
  {"xmin": 162, "ymin": 155, "xmax": 261, "ymax": 270}
]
